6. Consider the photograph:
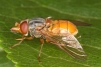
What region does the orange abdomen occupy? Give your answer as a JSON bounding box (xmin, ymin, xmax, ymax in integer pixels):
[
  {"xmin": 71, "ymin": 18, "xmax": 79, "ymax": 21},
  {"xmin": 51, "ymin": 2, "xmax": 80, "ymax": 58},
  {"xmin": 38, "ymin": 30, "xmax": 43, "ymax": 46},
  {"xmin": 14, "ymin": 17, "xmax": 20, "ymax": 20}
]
[{"xmin": 48, "ymin": 20, "xmax": 78, "ymax": 36}]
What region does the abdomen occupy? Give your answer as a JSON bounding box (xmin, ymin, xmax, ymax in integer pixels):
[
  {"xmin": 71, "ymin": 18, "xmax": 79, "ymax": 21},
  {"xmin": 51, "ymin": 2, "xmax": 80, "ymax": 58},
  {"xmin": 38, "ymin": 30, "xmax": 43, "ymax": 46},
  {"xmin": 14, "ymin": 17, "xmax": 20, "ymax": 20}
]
[{"xmin": 48, "ymin": 20, "xmax": 78, "ymax": 36}]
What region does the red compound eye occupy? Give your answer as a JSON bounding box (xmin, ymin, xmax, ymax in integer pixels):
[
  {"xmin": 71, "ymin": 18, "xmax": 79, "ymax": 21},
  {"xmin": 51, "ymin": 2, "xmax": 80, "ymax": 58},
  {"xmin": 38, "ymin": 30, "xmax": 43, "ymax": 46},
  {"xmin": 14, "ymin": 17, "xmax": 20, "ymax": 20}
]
[{"xmin": 20, "ymin": 20, "xmax": 28, "ymax": 35}]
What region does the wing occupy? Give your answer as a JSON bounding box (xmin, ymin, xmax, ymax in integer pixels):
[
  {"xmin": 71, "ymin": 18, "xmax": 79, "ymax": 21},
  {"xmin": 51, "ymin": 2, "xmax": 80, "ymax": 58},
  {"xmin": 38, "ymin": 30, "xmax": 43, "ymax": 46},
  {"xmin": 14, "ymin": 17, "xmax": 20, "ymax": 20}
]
[
  {"xmin": 60, "ymin": 34, "xmax": 87, "ymax": 60},
  {"xmin": 40, "ymin": 30, "xmax": 87, "ymax": 60}
]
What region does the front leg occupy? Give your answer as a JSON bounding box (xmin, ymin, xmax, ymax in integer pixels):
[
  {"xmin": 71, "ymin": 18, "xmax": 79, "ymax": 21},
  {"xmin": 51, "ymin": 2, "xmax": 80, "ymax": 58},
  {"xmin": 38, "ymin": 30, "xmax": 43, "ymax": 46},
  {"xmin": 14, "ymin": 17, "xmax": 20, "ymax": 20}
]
[
  {"xmin": 10, "ymin": 35, "xmax": 25, "ymax": 49},
  {"xmin": 16, "ymin": 36, "xmax": 33, "ymax": 40},
  {"xmin": 10, "ymin": 36, "xmax": 33, "ymax": 49}
]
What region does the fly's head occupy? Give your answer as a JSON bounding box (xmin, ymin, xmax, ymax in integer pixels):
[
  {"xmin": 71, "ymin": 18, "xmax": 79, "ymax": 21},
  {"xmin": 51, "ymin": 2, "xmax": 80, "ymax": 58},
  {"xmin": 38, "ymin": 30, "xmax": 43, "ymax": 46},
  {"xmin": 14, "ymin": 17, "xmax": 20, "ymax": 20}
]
[{"xmin": 10, "ymin": 19, "xmax": 29, "ymax": 36}]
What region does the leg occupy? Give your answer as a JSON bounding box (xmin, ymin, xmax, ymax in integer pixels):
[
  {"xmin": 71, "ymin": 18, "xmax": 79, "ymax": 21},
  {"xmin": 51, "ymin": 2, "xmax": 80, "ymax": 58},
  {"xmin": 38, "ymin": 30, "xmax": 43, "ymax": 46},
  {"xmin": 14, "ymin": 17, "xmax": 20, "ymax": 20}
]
[
  {"xmin": 10, "ymin": 36, "xmax": 33, "ymax": 49},
  {"xmin": 10, "ymin": 35, "xmax": 26, "ymax": 49},
  {"xmin": 75, "ymin": 34, "xmax": 81, "ymax": 39},
  {"xmin": 16, "ymin": 36, "xmax": 33, "ymax": 40},
  {"xmin": 38, "ymin": 38, "xmax": 44, "ymax": 62},
  {"xmin": 77, "ymin": 35, "xmax": 81, "ymax": 39},
  {"xmin": 46, "ymin": 39, "xmax": 50, "ymax": 43}
]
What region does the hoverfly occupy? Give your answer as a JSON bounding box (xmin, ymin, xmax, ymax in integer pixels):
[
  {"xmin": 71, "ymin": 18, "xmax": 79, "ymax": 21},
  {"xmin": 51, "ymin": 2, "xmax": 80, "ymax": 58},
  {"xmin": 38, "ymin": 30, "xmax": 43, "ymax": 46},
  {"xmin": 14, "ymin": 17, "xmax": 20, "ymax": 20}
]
[{"xmin": 10, "ymin": 17, "xmax": 87, "ymax": 62}]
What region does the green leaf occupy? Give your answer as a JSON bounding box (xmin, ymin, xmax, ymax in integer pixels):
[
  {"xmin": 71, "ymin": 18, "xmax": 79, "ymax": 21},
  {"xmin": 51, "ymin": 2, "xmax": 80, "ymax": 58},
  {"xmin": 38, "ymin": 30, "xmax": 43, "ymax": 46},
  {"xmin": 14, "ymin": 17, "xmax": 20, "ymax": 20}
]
[
  {"xmin": 0, "ymin": 0, "xmax": 101, "ymax": 67},
  {"xmin": 0, "ymin": 48, "xmax": 14, "ymax": 67}
]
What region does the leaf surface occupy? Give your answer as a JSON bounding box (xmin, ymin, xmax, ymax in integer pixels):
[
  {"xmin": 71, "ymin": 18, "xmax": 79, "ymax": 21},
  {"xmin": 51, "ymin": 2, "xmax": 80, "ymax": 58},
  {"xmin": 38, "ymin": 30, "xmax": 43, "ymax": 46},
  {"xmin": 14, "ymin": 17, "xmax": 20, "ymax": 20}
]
[{"xmin": 0, "ymin": 0, "xmax": 101, "ymax": 67}]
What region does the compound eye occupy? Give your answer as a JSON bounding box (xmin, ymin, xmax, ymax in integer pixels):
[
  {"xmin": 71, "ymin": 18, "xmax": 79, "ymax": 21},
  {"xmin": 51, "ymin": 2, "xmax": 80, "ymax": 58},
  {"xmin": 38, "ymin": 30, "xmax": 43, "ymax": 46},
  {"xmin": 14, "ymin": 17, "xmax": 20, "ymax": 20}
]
[{"xmin": 20, "ymin": 20, "xmax": 28, "ymax": 35}]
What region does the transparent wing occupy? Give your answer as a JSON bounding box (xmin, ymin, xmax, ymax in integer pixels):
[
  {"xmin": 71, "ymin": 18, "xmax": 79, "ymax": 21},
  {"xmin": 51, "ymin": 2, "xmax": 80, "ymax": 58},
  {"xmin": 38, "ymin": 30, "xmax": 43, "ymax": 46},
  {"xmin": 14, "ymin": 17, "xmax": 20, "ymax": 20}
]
[
  {"xmin": 62, "ymin": 34, "xmax": 84, "ymax": 50},
  {"xmin": 60, "ymin": 34, "xmax": 87, "ymax": 60},
  {"xmin": 40, "ymin": 30, "xmax": 87, "ymax": 60}
]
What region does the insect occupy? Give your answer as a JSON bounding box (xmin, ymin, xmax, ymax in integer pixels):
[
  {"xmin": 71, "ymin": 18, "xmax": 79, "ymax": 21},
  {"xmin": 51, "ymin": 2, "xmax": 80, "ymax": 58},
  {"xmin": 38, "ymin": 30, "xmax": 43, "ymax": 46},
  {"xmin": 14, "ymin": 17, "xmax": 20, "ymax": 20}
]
[{"xmin": 10, "ymin": 17, "xmax": 87, "ymax": 62}]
